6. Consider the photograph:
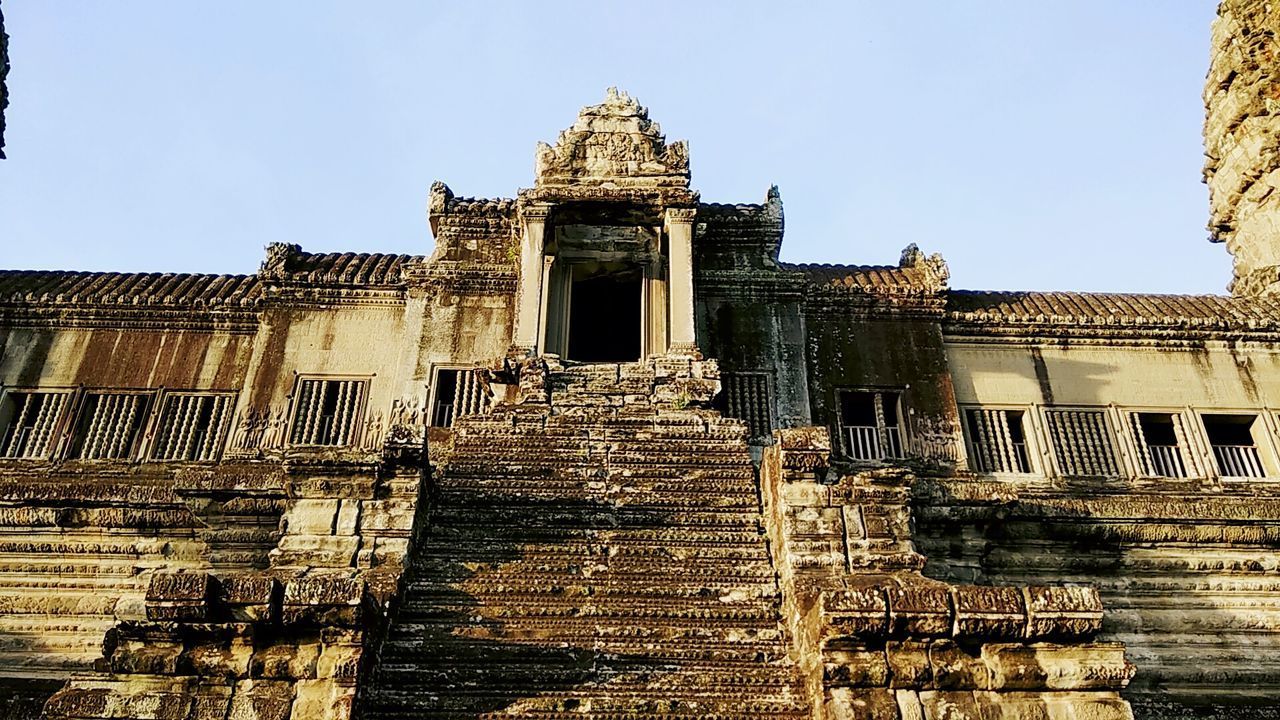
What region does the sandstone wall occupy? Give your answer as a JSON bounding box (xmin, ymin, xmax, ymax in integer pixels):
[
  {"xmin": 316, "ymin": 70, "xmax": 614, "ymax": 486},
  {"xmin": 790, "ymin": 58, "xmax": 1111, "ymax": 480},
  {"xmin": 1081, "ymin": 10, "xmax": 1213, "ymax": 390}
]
[
  {"xmin": 932, "ymin": 336, "xmax": 1280, "ymax": 715},
  {"xmin": 695, "ymin": 193, "xmax": 812, "ymax": 432},
  {"xmin": 1205, "ymin": 0, "xmax": 1280, "ymax": 295}
]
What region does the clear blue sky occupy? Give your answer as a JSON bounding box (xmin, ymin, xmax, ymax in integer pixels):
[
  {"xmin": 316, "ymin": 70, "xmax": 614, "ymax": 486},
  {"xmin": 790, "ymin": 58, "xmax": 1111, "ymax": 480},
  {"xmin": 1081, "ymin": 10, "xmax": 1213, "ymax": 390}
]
[{"xmin": 0, "ymin": 2, "xmax": 1226, "ymax": 293}]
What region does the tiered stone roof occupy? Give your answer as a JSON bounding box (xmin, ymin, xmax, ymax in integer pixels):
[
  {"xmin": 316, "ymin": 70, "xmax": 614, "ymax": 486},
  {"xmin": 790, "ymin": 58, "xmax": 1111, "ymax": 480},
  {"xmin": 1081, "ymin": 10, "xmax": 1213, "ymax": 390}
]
[
  {"xmin": 0, "ymin": 270, "xmax": 261, "ymax": 307},
  {"xmin": 266, "ymin": 251, "xmax": 419, "ymax": 287},
  {"xmin": 786, "ymin": 262, "xmax": 937, "ymax": 295},
  {"xmin": 947, "ymin": 290, "xmax": 1280, "ymax": 331}
]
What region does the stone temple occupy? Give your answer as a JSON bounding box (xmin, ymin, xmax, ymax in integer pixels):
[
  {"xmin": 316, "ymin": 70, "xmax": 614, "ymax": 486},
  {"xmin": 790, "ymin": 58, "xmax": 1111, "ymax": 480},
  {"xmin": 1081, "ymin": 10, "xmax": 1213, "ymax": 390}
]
[{"xmin": 2, "ymin": 4, "xmax": 1280, "ymax": 719}]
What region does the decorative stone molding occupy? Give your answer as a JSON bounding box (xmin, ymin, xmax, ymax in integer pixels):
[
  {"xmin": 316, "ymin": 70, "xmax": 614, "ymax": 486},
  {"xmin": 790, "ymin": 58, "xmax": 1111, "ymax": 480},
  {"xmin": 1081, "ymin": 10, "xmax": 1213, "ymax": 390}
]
[{"xmin": 534, "ymin": 87, "xmax": 690, "ymax": 190}]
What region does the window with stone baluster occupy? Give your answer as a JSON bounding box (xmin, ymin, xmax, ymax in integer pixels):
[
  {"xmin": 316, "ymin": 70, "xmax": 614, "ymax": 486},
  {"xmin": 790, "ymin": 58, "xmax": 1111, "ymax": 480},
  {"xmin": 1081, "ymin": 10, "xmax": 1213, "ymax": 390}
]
[
  {"xmin": 428, "ymin": 367, "xmax": 491, "ymax": 428},
  {"xmin": 719, "ymin": 372, "xmax": 773, "ymax": 442},
  {"xmin": 66, "ymin": 391, "xmax": 154, "ymax": 460},
  {"xmin": 288, "ymin": 377, "xmax": 368, "ymax": 447},
  {"xmin": 1128, "ymin": 412, "xmax": 1196, "ymax": 479},
  {"xmin": 1042, "ymin": 408, "xmax": 1120, "ymax": 477},
  {"xmin": 963, "ymin": 407, "xmax": 1034, "ymax": 474},
  {"xmin": 0, "ymin": 389, "xmax": 73, "ymax": 459},
  {"xmin": 836, "ymin": 389, "xmax": 905, "ymax": 462},
  {"xmin": 149, "ymin": 392, "xmax": 235, "ymax": 462},
  {"xmin": 1201, "ymin": 413, "xmax": 1268, "ymax": 479}
]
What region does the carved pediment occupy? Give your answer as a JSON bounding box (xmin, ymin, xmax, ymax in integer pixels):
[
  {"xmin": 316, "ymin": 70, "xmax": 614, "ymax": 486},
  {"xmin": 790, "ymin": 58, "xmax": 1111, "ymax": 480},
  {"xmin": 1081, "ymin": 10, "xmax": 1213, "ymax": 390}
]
[{"xmin": 534, "ymin": 88, "xmax": 690, "ymax": 190}]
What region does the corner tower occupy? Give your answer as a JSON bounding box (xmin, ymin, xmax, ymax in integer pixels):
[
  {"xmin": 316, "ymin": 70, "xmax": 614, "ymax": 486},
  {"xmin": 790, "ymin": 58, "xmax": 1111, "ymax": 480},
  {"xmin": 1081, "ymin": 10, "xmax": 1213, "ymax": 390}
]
[{"xmin": 1205, "ymin": 0, "xmax": 1280, "ymax": 295}]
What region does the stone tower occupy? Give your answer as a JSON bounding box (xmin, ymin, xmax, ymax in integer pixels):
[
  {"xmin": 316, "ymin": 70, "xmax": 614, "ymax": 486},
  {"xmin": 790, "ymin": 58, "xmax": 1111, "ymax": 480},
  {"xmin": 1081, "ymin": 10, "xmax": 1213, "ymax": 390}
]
[{"xmin": 1205, "ymin": 0, "xmax": 1280, "ymax": 295}]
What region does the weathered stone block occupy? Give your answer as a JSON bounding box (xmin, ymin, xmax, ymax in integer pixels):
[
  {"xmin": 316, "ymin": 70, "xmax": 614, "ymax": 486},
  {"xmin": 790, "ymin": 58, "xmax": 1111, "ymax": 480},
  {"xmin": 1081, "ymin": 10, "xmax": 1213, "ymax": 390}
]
[
  {"xmin": 146, "ymin": 571, "xmax": 213, "ymax": 622},
  {"xmin": 335, "ymin": 500, "xmax": 360, "ymax": 536},
  {"xmin": 252, "ymin": 642, "xmax": 321, "ymax": 680},
  {"xmin": 316, "ymin": 642, "xmax": 362, "ymax": 681},
  {"xmin": 828, "ymin": 688, "xmax": 900, "ymax": 720},
  {"xmin": 228, "ymin": 680, "xmax": 293, "ymax": 720},
  {"xmin": 283, "ymin": 500, "xmax": 339, "ymax": 535},
  {"xmin": 371, "ymin": 537, "xmax": 409, "ymax": 565},
  {"xmin": 290, "ymin": 680, "xmax": 352, "ymax": 720},
  {"xmin": 44, "ymin": 687, "xmax": 110, "ymax": 720},
  {"xmin": 967, "ymin": 691, "xmax": 1050, "ymax": 720},
  {"xmin": 1040, "ymin": 692, "xmax": 1134, "ymax": 720},
  {"xmin": 928, "ymin": 640, "xmax": 990, "ymax": 690},
  {"xmin": 110, "ymin": 640, "xmax": 183, "ymax": 676},
  {"xmin": 824, "ymin": 648, "xmax": 889, "ymax": 687},
  {"xmin": 888, "ymin": 584, "xmax": 952, "ymax": 637},
  {"xmin": 188, "ymin": 690, "xmax": 233, "ymax": 720},
  {"xmin": 982, "ymin": 643, "xmax": 1134, "ymax": 691},
  {"xmin": 918, "ymin": 690, "xmax": 981, "ymax": 720},
  {"xmin": 952, "ymin": 586, "xmax": 1026, "ymax": 641},
  {"xmin": 1023, "ymin": 586, "xmax": 1103, "ymax": 640},
  {"xmin": 824, "ymin": 587, "xmax": 889, "ymax": 639},
  {"xmin": 183, "ymin": 640, "xmax": 253, "ymax": 681},
  {"xmin": 281, "ymin": 573, "xmax": 364, "ymax": 627},
  {"xmin": 775, "ymin": 426, "xmax": 832, "ymax": 472},
  {"xmin": 887, "ymin": 641, "xmax": 933, "ymax": 689},
  {"xmin": 220, "ymin": 573, "xmax": 278, "ymax": 622},
  {"xmin": 271, "ymin": 535, "xmax": 360, "ymax": 568},
  {"xmin": 359, "ymin": 499, "xmax": 416, "ymax": 534}
]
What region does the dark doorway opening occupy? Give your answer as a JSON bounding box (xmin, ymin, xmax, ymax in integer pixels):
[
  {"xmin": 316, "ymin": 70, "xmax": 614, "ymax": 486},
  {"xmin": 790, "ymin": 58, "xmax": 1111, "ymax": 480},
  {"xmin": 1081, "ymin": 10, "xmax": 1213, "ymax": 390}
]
[{"xmin": 568, "ymin": 266, "xmax": 642, "ymax": 362}]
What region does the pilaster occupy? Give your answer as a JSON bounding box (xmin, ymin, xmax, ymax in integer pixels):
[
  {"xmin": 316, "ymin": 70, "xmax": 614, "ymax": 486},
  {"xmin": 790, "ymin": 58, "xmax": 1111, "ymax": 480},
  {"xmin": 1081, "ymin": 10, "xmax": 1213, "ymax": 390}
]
[
  {"xmin": 665, "ymin": 206, "xmax": 699, "ymax": 357},
  {"xmin": 512, "ymin": 203, "xmax": 553, "ymax": 354}
]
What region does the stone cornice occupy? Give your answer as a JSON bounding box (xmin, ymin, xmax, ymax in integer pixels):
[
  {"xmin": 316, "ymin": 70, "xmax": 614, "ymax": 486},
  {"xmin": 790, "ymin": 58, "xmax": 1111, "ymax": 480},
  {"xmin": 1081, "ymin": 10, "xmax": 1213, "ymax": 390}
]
[
  {"xmin": 0, "ymin": 306, "xmax": 260, "ymax": 333},
  {"xmin": 942, "ymin": 323, "xmax": 1280, "ymax": 345},
  {"xmin": 696, "ymin": 269, "xmax": 806, "ymax": 301}
]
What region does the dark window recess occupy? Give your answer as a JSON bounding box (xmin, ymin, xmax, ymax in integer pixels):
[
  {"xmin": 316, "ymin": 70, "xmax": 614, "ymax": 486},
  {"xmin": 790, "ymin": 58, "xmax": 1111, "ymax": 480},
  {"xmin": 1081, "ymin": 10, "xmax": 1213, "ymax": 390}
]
[
  {"xmin": 1043, "ymin": 409, "xmax": 1118, "ymax": 477},
  {"xmin": 430, "ymin": 368, "xmax": 491, "ymax": 428},
  {"xmin": 1203, "ymin": 414, "xmax": 1265, "ymax": 478},
  {"xmin": 151, "ymin": 394, "xmax": 233, "ymax": 462},
  {"xmin": 289, "ymin": 379, "xmax": 366, "ymax": 447},
  {"xmin": 837, "ymin": 390, "xmax": 903, "ymax": 461},
  {"xmin": 0, "ymin": 391, "xmax": 71, "ymax": 459},
  {"xmin": 720, "ymin": 372, "xmax": 772, "ymax": 440},
  {"xmin": 1130, "ymin": 412, "xmax": 1189, "ymax": 478},
  {"xmin": 965, "ymin": 408, "xmax": 1031, "ymax": 473},
  {"xmin": 69, "ymin": 392, "xmax": 150, "ymax": 460},
  {"xmin": 568, "ymin": 267, "xmax": 642, "ymax": 363}
]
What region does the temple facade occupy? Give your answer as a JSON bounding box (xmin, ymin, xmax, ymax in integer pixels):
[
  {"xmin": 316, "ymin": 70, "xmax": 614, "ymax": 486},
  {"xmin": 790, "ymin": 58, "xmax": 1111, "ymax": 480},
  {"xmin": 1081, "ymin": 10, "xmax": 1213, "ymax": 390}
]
[{"xmin": 1, "ymin": 4, "xmax": 1280, "ymax": 718}]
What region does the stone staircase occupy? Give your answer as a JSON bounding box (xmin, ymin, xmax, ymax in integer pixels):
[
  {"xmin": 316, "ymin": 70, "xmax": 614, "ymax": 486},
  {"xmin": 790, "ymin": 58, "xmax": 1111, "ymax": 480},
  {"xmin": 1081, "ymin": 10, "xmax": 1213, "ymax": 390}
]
[{"xmin": 362, "ymin": 360, "xmax": 808, "ymax": 719}]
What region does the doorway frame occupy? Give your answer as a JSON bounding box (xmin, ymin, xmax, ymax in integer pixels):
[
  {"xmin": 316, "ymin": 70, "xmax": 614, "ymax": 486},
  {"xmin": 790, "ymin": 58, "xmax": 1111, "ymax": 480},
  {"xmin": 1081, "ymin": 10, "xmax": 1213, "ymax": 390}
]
[{"xmin": 539, "ymin": 253, "xmax": 666, "ymax": 362}]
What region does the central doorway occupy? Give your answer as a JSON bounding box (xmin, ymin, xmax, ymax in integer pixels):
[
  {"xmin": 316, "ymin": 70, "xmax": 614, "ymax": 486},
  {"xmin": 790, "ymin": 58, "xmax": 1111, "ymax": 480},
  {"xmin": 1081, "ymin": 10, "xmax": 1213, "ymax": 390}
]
[{"xmin": 566, "ymin": 264, "xmax": 643, "ymax": 362}]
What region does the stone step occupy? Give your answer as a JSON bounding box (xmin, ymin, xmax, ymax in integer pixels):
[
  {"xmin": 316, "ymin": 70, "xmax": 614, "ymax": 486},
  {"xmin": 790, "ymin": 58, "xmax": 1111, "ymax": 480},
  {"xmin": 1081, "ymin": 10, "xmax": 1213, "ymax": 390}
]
[
  {"xmin": 366, "ymin": 367, "xmax": 802, "ymax": 717},
  {"xmin": 410, "ymin": 538, "xmax": 772, "ymax": 559},
  {"xmin": 406, "ymin": 555, "xmax": 776, "ymax": 576},
  {"xmin": 423, "ymin": 526, "xmax": 769, "ymax": 545},
  {"xmin": 390, "ymin": 601, "xmax": 785, "ymax": 624}
]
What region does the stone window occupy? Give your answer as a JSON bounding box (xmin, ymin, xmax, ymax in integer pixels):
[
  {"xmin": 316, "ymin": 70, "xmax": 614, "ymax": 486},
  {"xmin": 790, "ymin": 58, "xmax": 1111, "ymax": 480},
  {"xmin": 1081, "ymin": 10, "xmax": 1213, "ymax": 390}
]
[
  {"xmin": 1202, "ymin": 413, "xmax": 1266, "ymax": 478},
  {"xmin": 429, "ymin": 368, "xmax": 490, "ymax": 428},
  {"xmin": 288, "ymin": 378, "xmax": 367, "ymax": 447},
  {"xmin": 1129, "ymin": 412, "xmax": 1193, "ymax": 478},
  {"xmin": 721, "ymin": 372, "xmax": 773, "ymax": 441},
  {"xmin": 964, "ymin": 408, "xmax": 1032, "ymax": 474},
  {"xmin": 67, "ymin": 391, "xmax": 152, "ymax": 461},
  {"xmin": 149, "ymin": 393, "xmax": 234, "ymax": 462},
  {"xmin": 836, "ymin": 389, "xmax": 904, "ymax": 461},
  {"xmin": 0, "ymin": 390, "xmax": 72, "ymax": 459},
  {"xmin": 1043, "ymin": 409, "xmax": 1119, "ymax": 477}
]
